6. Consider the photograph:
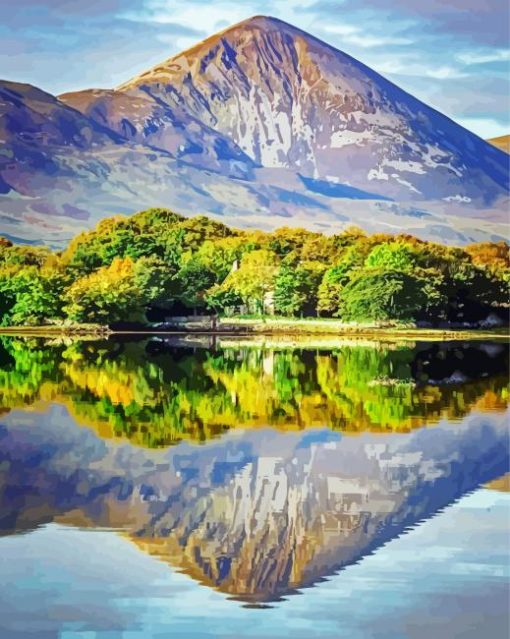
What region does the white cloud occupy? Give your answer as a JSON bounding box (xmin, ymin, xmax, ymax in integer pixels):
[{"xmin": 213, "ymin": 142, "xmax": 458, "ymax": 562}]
[
  {"xmin": 373, "ymin": 58, "xmax": 467, "ymax": 80},
  {"xmin": 320, "ymin": 21, "xmax": 411, "ymax": 48},
  {"xmin": 156, "ymin": 33, "xmax": 203, "ymax": 51},
  {"xmin": 320, "ymin": 23, "xmax": 413, "ymax": 49},
  {"xmin": 344, "ymin": 34, "xmax": 412, "ymax": 48},
  {"xmin": 425, "ymin": 66, "xmax": 467, "ymax": 80},
  {"xmin": 321, "ymin": 24, "xmax": 359, "ymax": 37},
  {"xmin": 121, "ymin": 1, "xmax": 252, "ymax": 34},
  {"xmin": 457, "ymin": 49, "xmax": 510, "ymax": 65}
]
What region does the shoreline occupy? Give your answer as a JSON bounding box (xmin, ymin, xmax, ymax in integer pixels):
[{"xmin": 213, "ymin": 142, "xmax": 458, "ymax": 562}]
[{"xmin": 0, "ymin": 324, "xmax": 508, "ymax": 342}]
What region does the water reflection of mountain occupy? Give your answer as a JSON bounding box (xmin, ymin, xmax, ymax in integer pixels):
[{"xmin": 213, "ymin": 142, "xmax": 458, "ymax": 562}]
[
  {"xmin": 0, "ymin": 401, "xmax": 508, "ymax": 602},
  {"xmin": 0, "ymin": 337, "xmax": 507, "ymax": 446}
]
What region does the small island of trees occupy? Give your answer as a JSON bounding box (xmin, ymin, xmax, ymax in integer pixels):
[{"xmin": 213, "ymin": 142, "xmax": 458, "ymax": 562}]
[{"xmin": 0, "ymin": 208, "xmax": 508, "ymax": 328}]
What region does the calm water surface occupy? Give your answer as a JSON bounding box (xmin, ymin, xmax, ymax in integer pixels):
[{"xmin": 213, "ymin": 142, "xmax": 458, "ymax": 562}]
[{"xmin": 0, "ymin": 336, "xmax": 508, "ymax": 638}]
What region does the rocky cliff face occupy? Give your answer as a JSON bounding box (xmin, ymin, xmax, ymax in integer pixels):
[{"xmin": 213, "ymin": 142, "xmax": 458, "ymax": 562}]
[{"xmin": 1, "ymin": 16, "xmax": 508, "ymax": 244}]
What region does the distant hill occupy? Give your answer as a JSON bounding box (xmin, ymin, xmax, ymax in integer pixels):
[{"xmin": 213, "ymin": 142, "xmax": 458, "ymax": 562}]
[
  {"xmin": 487, "ymin": 135, "xmax": 510, "ymax": 153},
  {"xmin": 0, "ymin": 16, "xmax": 508, "ymax": 245}
]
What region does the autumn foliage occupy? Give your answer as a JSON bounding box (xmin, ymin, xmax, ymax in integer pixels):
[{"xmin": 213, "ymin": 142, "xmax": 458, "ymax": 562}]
[{"xmin": 0, "ymin": 208, "xmax": 507, "ymax": 326}]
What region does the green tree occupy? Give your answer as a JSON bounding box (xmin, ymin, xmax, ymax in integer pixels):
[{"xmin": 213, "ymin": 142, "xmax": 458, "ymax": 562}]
[
  {"xmin": 0, "ymin": 264, "xmax": 67, "ymax": 326},
  {"xmin": 205, "ymin": 285, "xmax": 242, "ymax": 314},
  {"xmin": 274, "ymin": 262, "xmax": 323, "ymax": 316},
  {"xmin": 63, "ymin": 257, "xmax": 156, "ymax": 324},
  {"xmin": 268, "ymin": 227, "xmax": 318, "ymax": 257},
  {"xmin": 340, "ymin": 271, "xmax": 429, "ymax": 322},
  {"xmin": 177, "ymin": 259, "xmax": 216, "ymax": 311},
  {"xmin": 317, "ymin": 266, "xmax": 348, "ymax": 316},
  {"xmin": 196, "ymin": 236, "xmax": 246, "ymax": 281},
  {"xmin": 221, "ymin": 249, "xmax": 280, "ymax": 313},
  {"xmin": 365, "ymin": 242, "xmax": 416, "ymax": 272},
  {"xmin": 317, "ymin": 245, "xmax": 366, "ymax": 316}
]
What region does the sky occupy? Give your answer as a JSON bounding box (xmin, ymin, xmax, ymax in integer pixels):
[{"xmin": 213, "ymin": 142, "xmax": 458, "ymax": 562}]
[{"xmin": 1, "ymin": 0, "xmax": 509, "ymax": 139}]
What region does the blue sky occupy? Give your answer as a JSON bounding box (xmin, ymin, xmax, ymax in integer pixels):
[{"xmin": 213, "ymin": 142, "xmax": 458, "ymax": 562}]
[{"xmin": 1, "ymin": 0, "xmax": 509, "ymax": 138}]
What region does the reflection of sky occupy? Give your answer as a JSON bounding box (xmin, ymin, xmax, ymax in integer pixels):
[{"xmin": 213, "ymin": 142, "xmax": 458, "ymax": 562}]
[
  {"xmin": 1, "ymin": 1, "xmax": 508, "ymax": 138},
  {"xmin": 0, "ymin": 489, "xmax": 508, "ymax": 638}
]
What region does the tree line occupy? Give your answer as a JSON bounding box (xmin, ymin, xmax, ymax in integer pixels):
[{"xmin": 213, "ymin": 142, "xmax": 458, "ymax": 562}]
[{"xmin": 0, "ymin": 207, "xmax": 508, "ymax": 326}]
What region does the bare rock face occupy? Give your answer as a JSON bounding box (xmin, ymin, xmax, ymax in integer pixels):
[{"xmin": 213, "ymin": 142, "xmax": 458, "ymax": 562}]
[
  {"xmin": 487, "ymin": 135, "xmax": 510, "ymax": 153},
  {"xmin": 0, "ymin": 17, "xmax": 508, "ymax": 244}
]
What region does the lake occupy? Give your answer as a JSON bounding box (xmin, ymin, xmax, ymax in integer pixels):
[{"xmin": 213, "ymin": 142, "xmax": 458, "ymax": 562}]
[{"xmin": 0, "ymin": 335, "xmax": 508, "ymax": 638}]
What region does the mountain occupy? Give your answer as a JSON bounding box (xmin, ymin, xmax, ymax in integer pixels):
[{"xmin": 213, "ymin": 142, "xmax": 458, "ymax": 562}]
[
  {"xmin": 0, "ymin": 16, "xmax": 508, "ymax": 245},
  {"xmin": 0, "ymin": 81, "xmax": 260, "ymax": 244},
  {"xmin": 487, "ymin": 135, "xmax": 510, "ymax": 153},
  {"xmin": 0, "ymin": 81, "xmax": 123, "ymax": 232},
  {"xmin": 114, "ymin": 16, "xmax": 508, "ymax": 202}
]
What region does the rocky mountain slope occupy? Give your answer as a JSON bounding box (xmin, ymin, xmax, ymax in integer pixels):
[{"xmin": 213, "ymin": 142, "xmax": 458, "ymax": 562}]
[
  {"xmin": 0, "ymin": 16, "xmax": 508, "ymax": 245},
  {"xmin": 59, "ymin": 87, "xmax": 256, "ymax": 176},
  {"xmin": 113, "ymin": 16, "xmax": 508, "ymax": 202}
]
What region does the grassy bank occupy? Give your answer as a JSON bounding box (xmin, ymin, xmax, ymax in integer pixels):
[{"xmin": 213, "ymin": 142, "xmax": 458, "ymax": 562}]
[
  {"xmin": 0, "ymin": 317, "xmax": 507, "ymax": 342},
  {"xmin": 214, "ymin": 317, "xmax": 509, "ymax": 341}
]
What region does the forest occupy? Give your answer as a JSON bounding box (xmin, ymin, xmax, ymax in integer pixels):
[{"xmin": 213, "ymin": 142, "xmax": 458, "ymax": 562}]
[{"xmin": 0, "ymin": 207, "xmax": 508, "ymax": 327}]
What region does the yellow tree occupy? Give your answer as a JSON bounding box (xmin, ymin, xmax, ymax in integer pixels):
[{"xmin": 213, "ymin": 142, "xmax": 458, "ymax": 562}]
[{"xmin": 221, "ymin": 249, "xmax": 280, "ymax": 313}]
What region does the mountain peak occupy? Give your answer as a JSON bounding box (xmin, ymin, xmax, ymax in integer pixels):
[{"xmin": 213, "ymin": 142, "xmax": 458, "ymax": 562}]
[
  {"xmin": 231, "ymin": 15, "xmax": 297, "ymax": 30},
  {"xmin": 235, "ymin": 14, "xmax": 281, "ymax": 25},
  {"xmin": 117, "ymin": 15, "xmax": 319, "ymax": 91},
  {"xmin": 193, "ymin": 15, "xmax": 301, "ymax": 39},
  {"xmin": 222, "ymin": 15, "xmax": 316, "ymax": 40}
]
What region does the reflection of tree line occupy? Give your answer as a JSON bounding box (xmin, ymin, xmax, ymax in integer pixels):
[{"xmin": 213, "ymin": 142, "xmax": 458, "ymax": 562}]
[{"xmin": 0, "ymin": 337, "xmax": 507, "ymax": 447}]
